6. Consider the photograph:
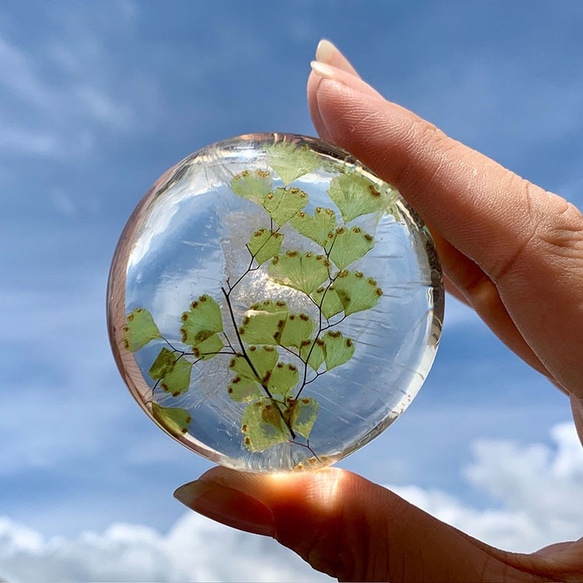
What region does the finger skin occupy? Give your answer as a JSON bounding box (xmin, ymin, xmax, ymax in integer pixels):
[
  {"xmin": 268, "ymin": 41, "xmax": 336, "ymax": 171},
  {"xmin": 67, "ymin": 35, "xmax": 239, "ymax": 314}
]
[
  {"xmin": 176, "ymin": 467, "xmax": 583, "ymax": 582},
  {"xmin": 307, "ymin": 64, "xmax": 583, "ymax": 398}
]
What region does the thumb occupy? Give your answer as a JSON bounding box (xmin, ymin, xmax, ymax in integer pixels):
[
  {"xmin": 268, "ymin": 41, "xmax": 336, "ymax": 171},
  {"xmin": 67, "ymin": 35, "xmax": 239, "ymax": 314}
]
[{"xmin": 174, "ymin": 467, "xmax": 548, "ymax": 581}]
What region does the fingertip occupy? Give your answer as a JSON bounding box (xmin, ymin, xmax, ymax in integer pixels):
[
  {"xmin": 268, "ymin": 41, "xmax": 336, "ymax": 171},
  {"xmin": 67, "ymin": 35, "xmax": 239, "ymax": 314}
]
[
  {"xmin": 315, "ymin": 39, "xmax": 360, "ymax": 77},
  {"xmin": 174, "ymin": 473, "xmax": 275, "ymax": 538}
]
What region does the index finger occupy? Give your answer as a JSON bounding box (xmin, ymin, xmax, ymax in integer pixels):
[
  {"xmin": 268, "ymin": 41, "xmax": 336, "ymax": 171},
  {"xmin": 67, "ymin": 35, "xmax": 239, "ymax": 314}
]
[{"xmin": 307, "ymin": 61, "xmax": 583, "ymax": 397}]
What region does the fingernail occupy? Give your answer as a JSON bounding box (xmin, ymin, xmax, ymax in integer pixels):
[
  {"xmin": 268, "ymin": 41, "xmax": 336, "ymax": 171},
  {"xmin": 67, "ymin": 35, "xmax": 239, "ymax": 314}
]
[
  {"xmin": 315, "ymin": 39, "xmax": 360, "ymax": 77},
  {"xmin": 315, "ymin": 39, "xmax": 337, "ymax": 63},
  {"xmin": 174, "ymin": 480, "xmax": 275, "ymax": 537},
  {"xmin": 310, "ymin": 60, "xmax": 340, "ymax": 81}
]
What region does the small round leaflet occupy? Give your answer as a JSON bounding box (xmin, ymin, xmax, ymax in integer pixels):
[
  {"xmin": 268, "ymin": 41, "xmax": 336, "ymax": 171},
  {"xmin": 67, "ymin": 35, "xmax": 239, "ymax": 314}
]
[{"xmin": 107, "ymin": 133, "xmax": 444, "ymax": 472}]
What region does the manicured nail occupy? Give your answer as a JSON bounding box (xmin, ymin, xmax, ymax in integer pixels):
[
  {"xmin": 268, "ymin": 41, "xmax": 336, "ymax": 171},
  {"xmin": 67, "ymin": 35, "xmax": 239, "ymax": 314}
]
[
  {"xmin": 315, "ymin": 39, "xmax": 338, "ymax": 64},
  {"xmin": 174, "ymin": 480, "xmax": 275, "ymax": 537}
]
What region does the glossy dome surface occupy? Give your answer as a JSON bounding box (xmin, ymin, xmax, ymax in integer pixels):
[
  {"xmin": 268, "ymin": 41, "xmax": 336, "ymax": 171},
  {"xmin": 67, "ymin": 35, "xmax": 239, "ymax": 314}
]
[{"xmin": 108, "ymin": 133, "xmax": 443, "ymax": 472}]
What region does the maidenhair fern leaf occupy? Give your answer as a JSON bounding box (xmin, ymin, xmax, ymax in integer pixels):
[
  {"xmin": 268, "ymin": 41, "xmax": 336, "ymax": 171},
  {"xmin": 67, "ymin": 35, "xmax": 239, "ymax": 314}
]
[
  {"xmin": 180, "ymin": 295, "xmax": 223, "ymax": 346},
  {"xmin": 322, "ymin": 331, "xmax": 355, "ymax": 370},
  {"xmin": 241, "ymin": 398, "xmax": 288, "ymax": 452},
  {"xmin": 277, "ymin": 313, "xmax": 314, "ymax": 348},
  {"xmin": 191, "ymin": 333, "xmax": 224, "ymax": 360},
  {"xmin": 262, "ymin": 187, "xmax": 308, "ymax": 226},
  {"xmin": 149, "ymin": 347, "xmax": 176, "ymax": 380},
  {"xmin": 328, "ymin": 172, "xmax": 386, "ymax": 223},
  {"xmin": 289, "ymin": 207, "xmax": 336, "ymax": 247},
  {"xmin": 327, "ymin": 226, "xmax": 374, "ymax": 270},
  {"xmin": 151, "ymin": 403, "xmax": 192, "ymax": 437},
  {"xmin": 229, "ymin": 346, "xmax": 278, "ymax": 384},
  {"xmin": 265, "ymin": 142, "xmax": 321, "ymax": 186},
  {"xmin": 239, "ymin": 308, "xmax": 288, "ymax": 345},
  {"xmin": 231, "ymin": 169, "xmax": 272, "ymax": 204},
  {"xmin": 160, "ymin": 358, "xmax": 193, "ymax": 396},
  {"xmin": 269, "ymin": 251, "xmax": 330, "ymax": 295},
  {"xmin": 123, "ymin": 308, "xmax": 161, "ymax": 352},
  {"xmin": 248, "ymin": 228, "xmax": 283, "ymax": 265},
  {"xmin": 285, "ymin": 397, "xmax": 319, "ymax": 439},
  {"xmin": 266, "ymin": 362, "xmax": 299, "ymax": 396},
  {"xmin": 249, "ymin": 299, "xmax": 289, "ymax": 313},
  {"xmin": 227, "ymin": 375, "xmax": 262, "ymax": 402},
  {"xmin": 300, "ymin": 337, "xmax": 325, "ymax": 371},
  {"xmin": 333, "ymin": 270, "xmax": 383, "ymax": 316},
  {"xmin": 149, "ymin": 348, "xmax": 193, "ymax": 396},
  {"xmin": 311, "ymin": 286, "xmax": 344, "ymax": 320}
]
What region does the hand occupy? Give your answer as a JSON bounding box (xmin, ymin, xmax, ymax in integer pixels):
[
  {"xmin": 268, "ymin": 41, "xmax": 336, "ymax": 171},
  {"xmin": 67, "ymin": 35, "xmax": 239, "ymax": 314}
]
[{"xmin": 174, "ymin": 41, "xmax": 583, "ymax": 581}]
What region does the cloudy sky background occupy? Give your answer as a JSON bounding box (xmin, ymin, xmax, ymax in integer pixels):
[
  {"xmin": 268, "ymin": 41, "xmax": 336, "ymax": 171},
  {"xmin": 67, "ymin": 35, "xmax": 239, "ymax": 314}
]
[{"xmin": 1, "ymin": 1, "xmax": 582, "ymax": 581}]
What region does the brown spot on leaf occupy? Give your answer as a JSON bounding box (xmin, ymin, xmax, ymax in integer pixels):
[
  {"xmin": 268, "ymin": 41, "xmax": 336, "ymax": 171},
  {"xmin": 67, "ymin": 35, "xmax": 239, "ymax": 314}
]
[{"xmin": 368, "ymin": 185, "xmax": 381, "ymax": 197}]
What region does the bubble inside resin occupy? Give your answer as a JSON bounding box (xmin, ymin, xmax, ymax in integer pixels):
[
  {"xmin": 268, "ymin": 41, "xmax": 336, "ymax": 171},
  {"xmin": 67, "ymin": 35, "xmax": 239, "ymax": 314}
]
[{"xmin": 107, "ymin": 133, "xmax": 444, "ymax": 472}]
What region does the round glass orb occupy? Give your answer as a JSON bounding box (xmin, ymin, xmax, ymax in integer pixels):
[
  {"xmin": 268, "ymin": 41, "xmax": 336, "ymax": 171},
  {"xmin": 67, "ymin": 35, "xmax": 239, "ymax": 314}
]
[{"xmin": 108, "ymin": 133, "xmax": 444, "ymax": 472}]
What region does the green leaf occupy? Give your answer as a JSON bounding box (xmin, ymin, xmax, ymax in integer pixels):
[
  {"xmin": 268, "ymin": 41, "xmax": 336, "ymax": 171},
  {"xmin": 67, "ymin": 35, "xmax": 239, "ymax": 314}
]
[
  {"xmin": 332, "ymin": 270, "xmax": 383, "ymax": 316},
  {"xmin": 312, "ymin": 286, "xmax": 344, "ymax": 320},
  {"xmin": 123, "ymin": 308, "xmax": 161, "ymax": 352},
  {"xmin": 266, "ymin": 361, "xmax": 299, "ymax": 396},
  {"xmin": 160, "ymin": 358, "xmax": 193, "ymax": 396},
  {"xmin": 229, "ymin": 346, "xmax": 278, "ymax": 384},
  {"xmin": 151, "ymin": 403, "xmax": 192, "ymax": 437},
  {"xmin": 231, "ymin": 169, "xmax": 273, "ymax": 204},
  {"xmin": 249, "ymin": 299, "xmax": 289, "ymax": 313},
  {"xmin": 239, "ymin": 307, "xmax": 287, "ymax": 345},
  {"xmin": 269, "ymin": 251, "xmax": 330, "ymax": 295},
  {"xmin": 322, "ymin": 331, "xmax": 355, "ymax": 371},
  {"xmin": 328, "ymin": 172, "xmax": 386, "ymax": 223},
  {"xmin": 227, "ymin": 375, "xmax": 262, "ymax": 402},
  {"xmin": 265, "ymin": 142, "xmax": 321, "ymax": 186},
  {"xmin": 192, "ymin": 333, "xmax": 224, "ymax": 360},
  {"xmin": 284, "ymin": 397, "xmax": 319, "ymax": 439},
  {"xmin": 327, "ymin": 226, "xmax": 375, "ymax": 270},
  {"xmin": 180, "ymin": 295, "xmax": 223, "ymax": 346},
  {"xmin": 149, "ymin": 348, "xmax": 193, "ymax": 396},
  {"xmin": 149, "ymin": 347, "xmax": 176, "ymax": 380},
  {"xmin": 241, "ymin": 398, "xmax": 288, "ymax": 452},
  {"xmin": 248, "ymin": 228, "xmax": 284, "ymax": 265},
  {"xmin": 289, "ymin": 207, "xmax": 336, "ymax": 247},
  {"xmin": 262, "ymin": 187, "xmax": 308, "ymax": 226},
  {"xmin": 300, "ymin": 337, "xmax": 325, "ymax": 371},
  {"xmin": 277, "ymin": 313, "xmax": 314, "ymax": 348}
]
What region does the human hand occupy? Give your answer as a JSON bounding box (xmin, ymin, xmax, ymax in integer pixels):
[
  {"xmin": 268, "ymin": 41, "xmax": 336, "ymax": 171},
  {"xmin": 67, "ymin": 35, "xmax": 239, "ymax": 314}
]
[{"xmin": 174, "ymin": 41, "xmax": 583, "ymax": 581}]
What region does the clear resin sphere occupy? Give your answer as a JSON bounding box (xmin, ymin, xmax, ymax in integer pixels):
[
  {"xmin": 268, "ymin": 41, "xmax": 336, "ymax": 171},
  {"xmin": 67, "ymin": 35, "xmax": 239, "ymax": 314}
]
[{"xmin": 108, "ymin": 133, "xmax": 444, "ymax": 472}]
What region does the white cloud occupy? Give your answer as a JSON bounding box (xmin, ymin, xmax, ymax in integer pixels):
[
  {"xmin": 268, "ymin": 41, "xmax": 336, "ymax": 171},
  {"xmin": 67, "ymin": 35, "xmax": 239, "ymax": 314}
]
[
  {"xmin": 1, "ymin": 422, "xmax": 581, "ymax": 582},
  {"xmin": 0, "ymin": 513, "xmax": 329, "ymax": 583},
  {"xmin": 393, "ymin": 421, "xmax": 583, "ymax": 553}
]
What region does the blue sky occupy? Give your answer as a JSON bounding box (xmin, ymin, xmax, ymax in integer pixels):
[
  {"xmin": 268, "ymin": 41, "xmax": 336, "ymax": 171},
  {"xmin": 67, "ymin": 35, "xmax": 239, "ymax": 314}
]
[{"xmin": 1, "ymin": 1, "xmax": 583, "ymax": 581}]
